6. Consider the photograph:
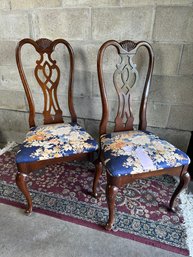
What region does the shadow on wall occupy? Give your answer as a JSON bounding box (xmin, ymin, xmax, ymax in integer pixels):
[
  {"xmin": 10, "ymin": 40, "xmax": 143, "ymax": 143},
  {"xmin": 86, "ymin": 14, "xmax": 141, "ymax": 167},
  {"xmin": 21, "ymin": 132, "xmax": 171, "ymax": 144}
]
[
  {"xmin": 0, "ymin": 130, "xmax": 6, "ymax": 145},
  {"xmin": 187, "ymin": 131, "xmax": 193, "ymax": 180}
]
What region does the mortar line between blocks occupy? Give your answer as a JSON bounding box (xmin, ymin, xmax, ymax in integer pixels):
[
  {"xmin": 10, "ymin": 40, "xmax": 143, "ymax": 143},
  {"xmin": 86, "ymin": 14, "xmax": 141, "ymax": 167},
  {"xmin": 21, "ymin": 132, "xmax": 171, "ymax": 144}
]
[{"xmin": 177, "ymin": 44, "xmax": 184, "ymax": 75}]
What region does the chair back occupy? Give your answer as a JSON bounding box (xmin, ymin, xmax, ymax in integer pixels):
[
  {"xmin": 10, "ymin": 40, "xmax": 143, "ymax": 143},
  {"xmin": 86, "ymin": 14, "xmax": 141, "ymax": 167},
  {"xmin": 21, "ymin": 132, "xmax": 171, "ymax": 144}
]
[
  {"xmin": 16, "ymin": 38, "xmax": 77, "ymax": 128},
  {"xmin": 97, "ymin": 40, "xmax": 154, "ymax": 135}
]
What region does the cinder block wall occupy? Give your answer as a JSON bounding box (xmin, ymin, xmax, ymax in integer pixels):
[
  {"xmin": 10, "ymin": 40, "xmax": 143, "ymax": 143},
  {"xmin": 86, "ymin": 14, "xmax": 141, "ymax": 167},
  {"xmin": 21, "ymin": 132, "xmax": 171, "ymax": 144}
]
[{"xmin": 0, "ymin": 0, "xmax": 193, "ymax": 151}]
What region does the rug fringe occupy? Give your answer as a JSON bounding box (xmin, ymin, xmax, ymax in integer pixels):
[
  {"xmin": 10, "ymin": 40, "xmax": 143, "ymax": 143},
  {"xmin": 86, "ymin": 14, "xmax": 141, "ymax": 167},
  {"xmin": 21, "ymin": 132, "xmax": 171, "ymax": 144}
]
[
  {"xmin": 179, "ymin": 186, "xmax": 193, "ymax": 257},
  {"xmin": 0, "ymin": 142, "xmax": 17, "ymax": 156}
]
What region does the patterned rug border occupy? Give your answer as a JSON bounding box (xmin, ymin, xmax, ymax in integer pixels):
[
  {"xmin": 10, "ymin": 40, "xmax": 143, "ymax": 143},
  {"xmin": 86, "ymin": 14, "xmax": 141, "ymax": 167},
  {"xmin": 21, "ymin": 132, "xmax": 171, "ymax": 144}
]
[
  {"xmin": 0, "ymin": 181, "xmax": 189, "ymax": 256},
  {"xmin": 180, "ymin": 189, "xmax": 193, "ymax": 257}
]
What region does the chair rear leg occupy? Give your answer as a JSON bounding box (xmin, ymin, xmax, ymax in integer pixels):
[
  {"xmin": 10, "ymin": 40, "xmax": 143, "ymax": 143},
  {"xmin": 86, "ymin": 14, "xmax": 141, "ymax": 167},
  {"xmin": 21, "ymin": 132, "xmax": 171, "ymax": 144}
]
[
  {"xmin": 16, "ymin": 172, "xmax": 32, "ymax": 215},
  {"xmin": 169, "ymin": 171, "xmax": 190, "ymax": 210},
  {"xmin": 92, "ymin": 160, "xmax": 102, "ymax": 197},
  {"xmin": 105, "ymin": 184, "xmax": 118, "ymax": 231}
]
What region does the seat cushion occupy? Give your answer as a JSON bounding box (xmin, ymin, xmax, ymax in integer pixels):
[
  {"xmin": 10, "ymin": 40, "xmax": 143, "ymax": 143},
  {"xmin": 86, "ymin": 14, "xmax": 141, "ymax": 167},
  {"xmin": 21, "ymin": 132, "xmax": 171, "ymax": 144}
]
[
  {"xmin": 101, "ymin": 130, "xmax": 190, "ymax": 177},
  {"xmin": 16, "ymin": 123, "xmax": 98, "ymax": 163}
]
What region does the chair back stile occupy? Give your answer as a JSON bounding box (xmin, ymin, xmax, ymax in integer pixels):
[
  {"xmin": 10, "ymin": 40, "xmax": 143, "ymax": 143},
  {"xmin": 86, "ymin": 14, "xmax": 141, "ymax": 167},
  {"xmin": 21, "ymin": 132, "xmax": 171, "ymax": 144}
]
[{"xmin": 16, "ymin": 38, "xmax": 77, "ymax": 128}]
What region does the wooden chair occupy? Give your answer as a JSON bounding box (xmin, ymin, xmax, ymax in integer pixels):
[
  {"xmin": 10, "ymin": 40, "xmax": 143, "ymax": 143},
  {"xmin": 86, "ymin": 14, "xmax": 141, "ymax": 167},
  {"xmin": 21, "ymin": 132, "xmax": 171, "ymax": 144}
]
[
  {"xmin": 15, "ymin": 38, "xmax": 98, "ymax": 214},
  {"xmin": 92, "ymin": 39, "xmax": 191, "ymax": 230}
]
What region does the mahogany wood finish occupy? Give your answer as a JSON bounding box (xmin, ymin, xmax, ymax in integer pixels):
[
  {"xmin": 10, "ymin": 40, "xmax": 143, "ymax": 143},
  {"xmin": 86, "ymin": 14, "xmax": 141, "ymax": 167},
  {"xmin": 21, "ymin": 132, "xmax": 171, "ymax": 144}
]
[
  {"xmin": 16, "ymin": 38, "xmax": 97, "ymax": 214},
  {"xmin": 94, "ymin": 40, "xmax": 191, "ymax": 230}
]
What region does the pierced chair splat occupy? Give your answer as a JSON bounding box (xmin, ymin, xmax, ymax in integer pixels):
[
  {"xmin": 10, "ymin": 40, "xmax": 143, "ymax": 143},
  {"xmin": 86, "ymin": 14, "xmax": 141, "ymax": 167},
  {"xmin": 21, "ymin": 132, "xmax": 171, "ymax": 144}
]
[
  {"xmin": 15, "ymin": 38, "xmax": 98, "ymax": 214},
  {"xmin": 93, "ymin": 39, "xmax": 191, "ymax": 230}
]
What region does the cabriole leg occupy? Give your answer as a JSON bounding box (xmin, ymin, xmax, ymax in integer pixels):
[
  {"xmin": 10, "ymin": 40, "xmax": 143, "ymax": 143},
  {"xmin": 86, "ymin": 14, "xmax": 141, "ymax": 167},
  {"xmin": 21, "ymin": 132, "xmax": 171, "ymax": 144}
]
[
  {"xmin": 16, "ymin": 172, "xmax": 32, "ymax": 215},
  {"xmin": 92, "ymin": 161, "xmax": 102, "ymax": 198},
  {"xmin": 169, "ymin": 171, "xmax": 190, "ymax": 210},
  {"xmin": 105, "ymin": 184, "xmax": 118, "ymax": 231}
]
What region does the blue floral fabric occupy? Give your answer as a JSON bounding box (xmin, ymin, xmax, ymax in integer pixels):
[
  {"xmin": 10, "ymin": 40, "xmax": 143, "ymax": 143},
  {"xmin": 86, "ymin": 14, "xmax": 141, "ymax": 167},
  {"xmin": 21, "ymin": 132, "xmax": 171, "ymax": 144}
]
[
  {"xmin": 101, "ymin": 130, "xmax": 190, "ymax": 177},
  {"xmin": 16, "ymin": 123, "xmax": 98, "ymax": 163}
]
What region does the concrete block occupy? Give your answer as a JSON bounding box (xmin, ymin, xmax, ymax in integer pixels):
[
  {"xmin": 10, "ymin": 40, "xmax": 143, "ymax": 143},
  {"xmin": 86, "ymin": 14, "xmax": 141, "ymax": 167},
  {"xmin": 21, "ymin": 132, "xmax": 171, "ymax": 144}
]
[
  {"xmin": 0, "ymin": 130, "xmax": 26, "ymax": 144},
  {"xmin": 0, "ymin": 66, "xmax": 21, "ymax": 91},
  {"xmin": 58, "ymin": 70, "xmax": 92, "ymax": 97},
  {"xmin": 167, "ymin": 105, "xmax": 193, "ymax": 131},
  {"xmin": 147, "ymin": 102, "xmax": 170, "ymax": 128},
  {"xmin": 121, "ymin": 0, "xmax": 193, "ymax": 6},
  {"xmin": 11, "ymin": 0, "xmax": 62, "ymax": 9},
  {"xmin": 179, "ymin": 44, "xmax": 193, "ymax": 75},
  {"xmin": 0, "ymin": 41, "xmax": 17, "ymax": 66},
  {"xmin": 0, "ymin": 109, "xmax": 28, "ymax": 143},
  {"xmin": 74, "ymin": 70, "xmax": 92, "ymax": 97},
  {"xmin": 75, "ymin": 97, "xmax": 102, "ymax": 121},
  {"xmin": 0, "ymin": 65, "xmax": 43, "ymax": 94},
  {"xmin": 84, "ymin": 119, "xmax": 100, "ymax": 140},
  {"xmin": 153, "ymin": 6, "xmax": 193, "ymax": 42},
  {"xmin": 63, "ymin": 96, "xmax": 102, "ymax": 120},
  {"xmin": 62, "ymin": 0, "xmax": 120, "ymax": 7},
  {"xmin": 23, "ymin": 67, "xmax": 42, "ymax": 94},
  {"xmin": 29, "ymin": 92, "xmax": 44, "ymax": 114},
  {"xmin": 72, "ymin": 42, "xmax": 100, "ymax": 72},
  {"xmin": 0, "ymin": 109, "xmax": 28, "ymax": 133},
  {"xmin": 0, "ymin": 1, "xmax": 10, "ymax": 10},
  {"xmin": 92, "ymin": 7, "xmax": 154, "ymax": 40},
  {"xmin": 0, "ymin": 90, "xmax": 27, "ymax": 111},
  {"xmin": 31, "ymin": 112, "xmax": 44, "ymax": 126},
  {"xmin": 92, "ymin": 72, "xmax": 117, "ymax": 100},
  {"xmin": 149, "ymin": 75, "xmax": 193, "ymax": 105},
  {"xmin": 0, "ymin": 41, "xmax": 40, "ymax": 68},
  {"xmin": 20, "ymin": 43, "xmax": 42, "ymax": 66},
  {"xmin": 153, "ymin": 43, "xmax": 182, "ymax": 75},
  {"xmin": 0, "ymin": 11, "xmax": 30, "ymax": 40},
  {"xmin": 147, "ymin": 126, "xmax": 191, "ymax": 152},
  {"xmin": 33, "ymin": 9, "xmax": 91, "ymax": 40},
  {"xmin": 84, "ymin": 118, "xmax": 115, "ymax": 139}
]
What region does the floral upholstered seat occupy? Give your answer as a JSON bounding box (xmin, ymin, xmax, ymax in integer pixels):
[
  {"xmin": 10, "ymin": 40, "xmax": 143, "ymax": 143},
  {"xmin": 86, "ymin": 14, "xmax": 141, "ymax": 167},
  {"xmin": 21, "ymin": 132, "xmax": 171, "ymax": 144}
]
[
  {"xmin": 101, "ymin": 130, "xmax": 190, "ymax": 177},
  {"xmin": 16, "ymin": 123, "xmax": 98, "ymax": 163}
]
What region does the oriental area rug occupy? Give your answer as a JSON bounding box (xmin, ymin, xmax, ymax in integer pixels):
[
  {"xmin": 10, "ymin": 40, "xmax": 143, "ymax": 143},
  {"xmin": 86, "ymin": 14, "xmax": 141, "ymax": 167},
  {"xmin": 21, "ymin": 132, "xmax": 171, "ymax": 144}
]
[{"xmin": 0, "ymin": 151, "xmax": 189, "ymax": 256}]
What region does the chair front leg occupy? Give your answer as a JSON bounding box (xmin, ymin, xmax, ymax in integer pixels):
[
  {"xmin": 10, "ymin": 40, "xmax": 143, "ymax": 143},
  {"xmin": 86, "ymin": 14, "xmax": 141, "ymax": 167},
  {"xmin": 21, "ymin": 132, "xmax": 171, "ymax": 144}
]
[
  {"xmin": 92, "ymin": 160, "xmax": 102, "ymax": 197},
  {"xmin": 16, "ymin": 172, "xmax": 32, "ymax": 215},
  {"xmin": 169, "ymin": 170, "xmax": 190, "ymax": 210},
  {"xmin": 105, "ymin": 183, "xmax": 118, "ymax": 231}
]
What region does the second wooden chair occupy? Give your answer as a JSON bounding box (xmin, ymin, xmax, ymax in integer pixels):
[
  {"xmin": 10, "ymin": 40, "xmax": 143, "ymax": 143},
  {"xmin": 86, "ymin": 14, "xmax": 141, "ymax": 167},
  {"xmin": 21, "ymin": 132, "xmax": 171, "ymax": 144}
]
[{"xmin": 93, "ymin": 39, "xmax": 191, "ymax": 230}]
